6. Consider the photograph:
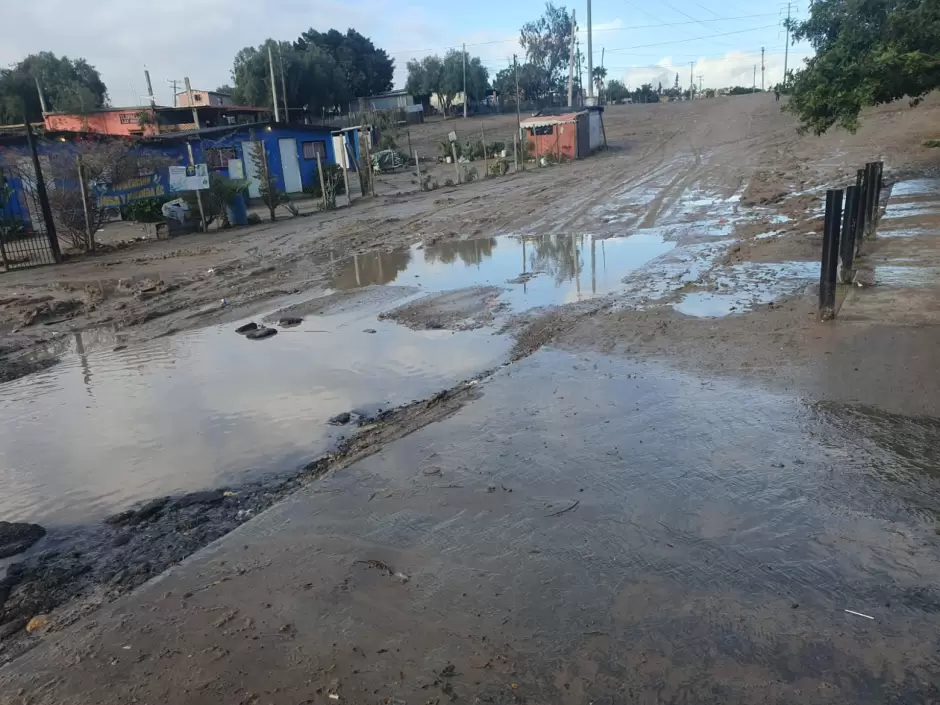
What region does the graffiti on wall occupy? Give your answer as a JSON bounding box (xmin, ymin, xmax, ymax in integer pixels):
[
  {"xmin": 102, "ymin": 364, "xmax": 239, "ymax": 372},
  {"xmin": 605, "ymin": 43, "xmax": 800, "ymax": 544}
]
[{"xmin": 97, "ymin": 174, "xmax": 167, "ymax": 207}]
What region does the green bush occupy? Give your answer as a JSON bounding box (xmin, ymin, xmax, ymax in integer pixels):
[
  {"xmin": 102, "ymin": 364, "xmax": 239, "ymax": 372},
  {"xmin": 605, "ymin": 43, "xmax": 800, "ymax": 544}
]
[
  {"xmin": 303, "ymin": 163, "xmax": 347, "ymax": 197},
  {"xmin": 121, "ymin": 196, "xmax": 173, "ymax": 223}
]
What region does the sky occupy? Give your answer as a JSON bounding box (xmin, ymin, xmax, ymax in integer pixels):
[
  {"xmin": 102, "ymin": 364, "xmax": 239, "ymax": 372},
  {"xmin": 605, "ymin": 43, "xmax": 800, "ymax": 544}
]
[{"xmin": 0, "ymin": 0, "xmax": 813, "ymax": 107}]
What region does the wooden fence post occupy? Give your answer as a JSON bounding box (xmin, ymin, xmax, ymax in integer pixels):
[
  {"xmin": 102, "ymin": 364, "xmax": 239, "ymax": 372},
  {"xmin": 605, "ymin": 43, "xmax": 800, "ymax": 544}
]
[
  {"xmin": 315, "ymin": 151, "xmax": 328, "ymax": 209},
  {"xmin": 819, "ymin": 188, "xmax": 843, "ymax": 320},
  {"xmin": 451, "ymin": 142, "xmax": 460, "ymax": 184},
  {"xmin": 481, "ymin": 122, "xmax": 488, "ymax": 177},
  {"xmin": 76, "ymin": 155, "xmax": 93, "ymax": 250}
]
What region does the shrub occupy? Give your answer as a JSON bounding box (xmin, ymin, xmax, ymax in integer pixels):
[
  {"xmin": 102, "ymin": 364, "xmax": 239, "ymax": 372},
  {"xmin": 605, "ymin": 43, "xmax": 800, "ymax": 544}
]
[{"xmin": 303, "ymin": 163, "xmax": 347, "ymax": 198}]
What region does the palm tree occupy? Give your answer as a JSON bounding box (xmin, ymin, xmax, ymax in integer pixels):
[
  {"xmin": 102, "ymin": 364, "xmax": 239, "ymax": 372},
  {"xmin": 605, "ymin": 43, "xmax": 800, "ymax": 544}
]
[{"xmin": 592, "ymin": 66, "xmax": 608, "ymax": 102}]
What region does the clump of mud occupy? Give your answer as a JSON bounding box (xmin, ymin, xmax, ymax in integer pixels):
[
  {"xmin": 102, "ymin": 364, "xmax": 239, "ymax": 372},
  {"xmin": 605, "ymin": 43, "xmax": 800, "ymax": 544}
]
[{"xmin": 379, "ymin": 286, "xmax": 506, "ymax": 331}]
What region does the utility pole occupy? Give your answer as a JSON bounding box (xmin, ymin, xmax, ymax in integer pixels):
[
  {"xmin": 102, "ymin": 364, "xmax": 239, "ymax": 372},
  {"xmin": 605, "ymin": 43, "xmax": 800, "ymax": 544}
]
[
  {"xmin": 268, "ymin": 44, "xmax": 281, "ymax": 122},
  {"xmin": 513, "ymin": 54, "xmax": 523, "ymax": 170},
  {"xmin": 586, "ymin": 0, "xmax": 594, "ymax": 103},
  {"xmin": 34, "ymin": 77, "xmax": 48, "ymax": 114},
  {"xmin": 462, "ymin": 43, "xmax": 467, "ymax": 118},
  {"xmin": 144, "ymin": 70, "xmax": 155, "ymax": 107},
  {"xmin": 576, "ymin": 40, "xmax": 583, "ymax": 106},
  {"xmin": 566, "ymin": 10, "xmax": 577, "ymax": 107},
  {"xmin": 753, "ymin": 65, "xmax": 756, "ymax": 90},
  {"xmin": 166, "ymin": 78, "xmax": 179, "ymax": 107},
  {"xmin": 761, "ymin": 47, "xmax": 765, "ymax": 91},
  {"xmin": 784, "ymin": 2, "xmax": 791, "ymax": 85},
  {"xmin": 183, "ymin": 77, "xmax": 208, "ymax": 231},
  {"xmin": 698, "ymin": 75, "xmax": 703, "ymax": 93},
  {"xmin": 689, "ymin": 61, "xmax": 694, "ymax": 99},
  {"xmin": 277, "ymin": 43, "xmax": 289, "ymax": 123}
]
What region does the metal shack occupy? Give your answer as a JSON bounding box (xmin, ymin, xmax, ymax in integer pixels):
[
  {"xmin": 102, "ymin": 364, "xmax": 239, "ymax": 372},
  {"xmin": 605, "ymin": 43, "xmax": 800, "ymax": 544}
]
[{"xmin": 520, "ymin": 106, "xmax": 605, "ymax": 161}]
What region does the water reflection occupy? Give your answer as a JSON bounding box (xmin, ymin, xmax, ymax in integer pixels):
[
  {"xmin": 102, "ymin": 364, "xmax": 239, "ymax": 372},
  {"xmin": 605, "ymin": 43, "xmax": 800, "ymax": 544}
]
[
  {"xmin": 0, "ymin": 300, "xmax": 510, "ymax": 527},
  {"xmin": 327, "ymin": 233, "xmax": 675, "ymax": 310}
]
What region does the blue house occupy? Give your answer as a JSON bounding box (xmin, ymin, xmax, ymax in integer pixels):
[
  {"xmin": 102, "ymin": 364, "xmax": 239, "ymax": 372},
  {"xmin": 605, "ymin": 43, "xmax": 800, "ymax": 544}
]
[
  {"xmin": 1, "ymin": 122, "xmax": 359, "ymax": 234},
  {"xmin": 145, "ymin": 122, "xmax": 343, "ymax": 200}
]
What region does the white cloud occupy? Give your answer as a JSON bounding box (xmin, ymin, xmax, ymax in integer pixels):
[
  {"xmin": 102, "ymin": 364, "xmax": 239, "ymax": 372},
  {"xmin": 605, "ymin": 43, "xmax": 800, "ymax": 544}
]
[{"xmin": 618, "ymin": 49, "xmax": 813, "ymax": 91}]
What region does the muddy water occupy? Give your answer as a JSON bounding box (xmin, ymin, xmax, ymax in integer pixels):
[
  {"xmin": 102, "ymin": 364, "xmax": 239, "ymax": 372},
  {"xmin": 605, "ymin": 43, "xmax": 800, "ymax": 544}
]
[
  {"xmin": 0, "ymin": 296, "xmax": 510, "ymax": 526},
  {"xmin": 327, "ymin": 233, "xmax": 675, "ymax": 309}
]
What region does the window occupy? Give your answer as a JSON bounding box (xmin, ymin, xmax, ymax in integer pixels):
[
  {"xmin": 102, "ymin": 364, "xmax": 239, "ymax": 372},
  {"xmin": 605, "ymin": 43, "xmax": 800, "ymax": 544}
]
[
  {"xmin": 193, "ymin": 94, "xmax": 203, "ymax": 102},
  {"xmin": 533, "ymin": 125, "xmax": 554, "ymax": 136},
  {"xmin": 302, "ymin": 140, "xmax": 327, "ymax": 161},
  {"xmin": 204, "ymin": 147, "xmax": 237, "ymax": 171}
]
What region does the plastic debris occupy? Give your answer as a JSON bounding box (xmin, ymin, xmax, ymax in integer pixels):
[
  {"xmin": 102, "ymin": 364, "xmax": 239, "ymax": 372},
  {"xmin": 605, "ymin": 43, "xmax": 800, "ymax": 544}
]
[
  {"xmin": 220, "ymin": 298, "xmax": 229, "ymax": 308},
  {"xmin": 25, "ymin": 615, "xmax": 49, "ymax": 633},
  {"xmin": 844, "ymin": 609, "xmax": 874, "ymax": 620}
]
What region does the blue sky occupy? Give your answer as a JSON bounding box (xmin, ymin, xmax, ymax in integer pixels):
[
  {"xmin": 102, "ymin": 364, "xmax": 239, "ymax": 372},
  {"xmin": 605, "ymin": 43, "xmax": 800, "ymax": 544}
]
[{"xmin": 1, "ymin": 0, "xmax": 811, "ymax": 106}]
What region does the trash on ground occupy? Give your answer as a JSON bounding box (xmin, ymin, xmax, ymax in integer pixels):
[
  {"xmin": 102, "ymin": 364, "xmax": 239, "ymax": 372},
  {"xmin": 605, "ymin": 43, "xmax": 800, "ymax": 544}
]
[
  {"xmin": 844, "ymin": 609, "xmax": 875, "ymax": 620},
  {"xmin": 545, "ymin": 499, "xmax": 580, "ymax": 517},
  {"xmin": 245, "ymin": 327, "xmax": 277, "ymax": 340}
]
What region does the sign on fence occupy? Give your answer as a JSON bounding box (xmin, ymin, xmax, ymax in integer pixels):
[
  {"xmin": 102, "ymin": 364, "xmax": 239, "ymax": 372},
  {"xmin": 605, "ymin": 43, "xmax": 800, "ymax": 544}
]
[{"xmin": 168, "ymin": 164, "xmax": 209, "ymax": 192}]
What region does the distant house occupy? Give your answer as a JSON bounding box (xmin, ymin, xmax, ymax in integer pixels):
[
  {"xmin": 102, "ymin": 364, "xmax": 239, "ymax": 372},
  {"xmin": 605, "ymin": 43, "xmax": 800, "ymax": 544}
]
[
  {"xmin": 519, "ymin": 106, "xmax": 606, "ymax": 161},
  {"xmin": 175, "ymin": 90, "xmax": 233, "ymax": 108},
  {"xmin": 42, "ymin": 104, "xmax": 268, "ymax": 137},
  {"xmin": 349, "ymin": 89, "xmax": 416, "ymax": 114}
]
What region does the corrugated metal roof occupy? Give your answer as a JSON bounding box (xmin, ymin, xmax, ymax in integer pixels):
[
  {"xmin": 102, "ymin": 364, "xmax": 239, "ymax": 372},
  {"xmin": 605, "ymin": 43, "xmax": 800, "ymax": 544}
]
[{"xmin": 520, "ymin": 112, "xmax": 584, "ymax": 128}]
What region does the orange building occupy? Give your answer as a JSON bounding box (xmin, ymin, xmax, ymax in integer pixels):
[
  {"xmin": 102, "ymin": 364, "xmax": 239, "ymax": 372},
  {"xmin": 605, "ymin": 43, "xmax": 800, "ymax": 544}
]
[{"xmin": 43, "ymin": 105, "xmax": 267, "ymax": 137}]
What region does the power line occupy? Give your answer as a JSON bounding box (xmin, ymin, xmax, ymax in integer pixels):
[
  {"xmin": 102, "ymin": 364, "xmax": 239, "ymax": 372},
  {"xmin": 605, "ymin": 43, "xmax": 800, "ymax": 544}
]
[
  {"xmin": 382, "ymin": 12, "xmax": 781, "ymax": 57},
  {"xmin": 604, "ymin": 24, "xmax": 780, "ymax": 54}
]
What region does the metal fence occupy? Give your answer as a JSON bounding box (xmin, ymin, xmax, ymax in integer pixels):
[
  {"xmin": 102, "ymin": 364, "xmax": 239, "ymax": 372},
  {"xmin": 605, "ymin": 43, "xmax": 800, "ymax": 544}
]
[
  {"xmin": 0, "ymin": 126, "xmax": 60, "ymax": 272},
  {"xmin": 818, "ymin": 160, "xmax": 884, "ymax": 319}
]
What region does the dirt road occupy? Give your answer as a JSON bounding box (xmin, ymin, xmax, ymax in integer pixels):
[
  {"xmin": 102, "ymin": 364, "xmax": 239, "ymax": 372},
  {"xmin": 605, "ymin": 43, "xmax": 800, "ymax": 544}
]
[{"xmin": 2, "ymin": 93, "xmax": 940, "ymax": 701}]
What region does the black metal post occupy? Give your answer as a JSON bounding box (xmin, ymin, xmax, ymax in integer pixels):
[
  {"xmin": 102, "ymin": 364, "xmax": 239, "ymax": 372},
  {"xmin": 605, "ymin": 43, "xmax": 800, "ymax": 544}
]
[
  {"xmin": 839, "ymin": 185, "xmax": 858, "ymax": 283},
  {"xmin": 863, "ymin": 162, "xmax": 878, "ymax": 239},
  {"xmin": 855, "ymin": 168, "xmax": 868, "ymax": 244},
  {"xmin": 872, "ymin": 160, "xmax": 884, "ymax": 234},
  {"xmin": 24, "ymin": 122, "xmax": 60, "ymax": 262},
  {"xmin": 819, "ymin": 188, "xmax": 843, "ymax": 320}
]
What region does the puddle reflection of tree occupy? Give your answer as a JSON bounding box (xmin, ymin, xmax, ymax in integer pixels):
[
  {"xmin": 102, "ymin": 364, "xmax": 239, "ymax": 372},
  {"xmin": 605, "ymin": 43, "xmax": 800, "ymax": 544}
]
[
  {"xmin": 332, "ymin": 248, "xmax": 413, "ymax": 288},
  {"xmin": 423, "ymin": 238, "xmax": 497, "ymax": 267},
  {"xmin": 526, "ymin": 234, "xmax": 582, "ymax": 285}
]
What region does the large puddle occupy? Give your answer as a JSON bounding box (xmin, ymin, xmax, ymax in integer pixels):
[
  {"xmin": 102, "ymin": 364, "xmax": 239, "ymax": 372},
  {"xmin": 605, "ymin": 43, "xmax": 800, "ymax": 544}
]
[
  {"xmin": 0, "ymin": 297, "xmax": 510, "ymax": 526},
  {"xmin": 326, "ymin": 233, "xmax": 676, "ymax": 309}
]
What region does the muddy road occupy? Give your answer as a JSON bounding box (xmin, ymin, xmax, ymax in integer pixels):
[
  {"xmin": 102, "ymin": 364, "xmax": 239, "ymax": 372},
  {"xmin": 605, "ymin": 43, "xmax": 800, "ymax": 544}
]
[{"xmin": 2, "ymin": 93, "xmax": 940, "ymax": 700}]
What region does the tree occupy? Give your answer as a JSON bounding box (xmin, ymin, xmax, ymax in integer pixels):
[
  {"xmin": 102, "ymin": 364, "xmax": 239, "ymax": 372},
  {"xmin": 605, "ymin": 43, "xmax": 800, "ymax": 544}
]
[
  {"xmin": 294, "ymin": 28, "xmax": 394, "ymax": 101},
  {"xmin": 406, "ymin": 51, "xmax": 489, "ymax": 114},
  {"xmin": 215, "ymin": 84, "xmax": 234, "ymax": 95},
  {"xmin": 592, "ymin": 66, "xmax": 607, "ymax": 99},
  {"xmin": 632, "ymin": 83, "xmax": 660, "ymax": 103},
  {"xmin": 231, "ymin": 40, "xmax": 345, "ymax": 117},
  {"xmin": 657, "ymin": 81, "xmax": 663, "ymax": 94},
  {"xmin": 0, "ymin": 52, "xmax": 108, "ymax": 124},
  {"xmin": 606, "ymin": 80, "xmax": 629, "ymax": 103},
  {"xmin": 519, "ymin": 2, "xmax": 574, "ymax": 102},
  {"xmin": 787, "ymin": 0, "xmax": 940, "ymax": 134}
]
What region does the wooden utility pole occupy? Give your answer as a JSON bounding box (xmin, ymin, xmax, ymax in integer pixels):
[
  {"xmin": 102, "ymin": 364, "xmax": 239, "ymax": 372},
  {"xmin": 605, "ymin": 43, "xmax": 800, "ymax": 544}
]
[
  {"xmin": 566, "ymin": 10, "xmax": 577, "ymax": 107},
  {"xmin": 513, "ymin": 54, "xmax": 523, "ymax": 170},
  {"xmin": 268, "ymin": 45, "xmax": 281, "ymax": 122},
  {"xmin": 184, "ymin": 77, "xmax": 207, "ymax": 230},
  {"xmin": 277, "ymin": 43, "xmax": 289, "ymax": 123},
  {"xmin": 462, "ymin": 43, "xmax": 467, "ymax": 119},
  {"xmin": 784, "ymin": 2, "xmax": 791, "ymax": 83},
  {"xmin": 586, "ymin": 0, "xmax": 594, "ymax": 102},
  {"xmin": 761, "ymin": 47, "xmax": 766, "ymax": 91},
  {"xmin": 689, "ymin": 62, "xmax": 694, "ymax": 98}
]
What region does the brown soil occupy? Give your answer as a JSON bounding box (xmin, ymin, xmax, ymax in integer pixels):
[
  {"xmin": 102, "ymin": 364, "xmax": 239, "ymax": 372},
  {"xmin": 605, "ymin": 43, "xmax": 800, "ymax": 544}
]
[{"xmin": 379, "ymin": 286, "xmax": 506, "ymax": 330}]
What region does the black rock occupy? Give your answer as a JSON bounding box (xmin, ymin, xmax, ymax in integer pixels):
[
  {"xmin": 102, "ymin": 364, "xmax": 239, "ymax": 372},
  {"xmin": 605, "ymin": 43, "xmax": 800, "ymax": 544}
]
[
  {"xmin": 235, "ymin": 322, "xmax": 259, "ymax": 334},
  {"xmin": 363, "ymin": 328, "xmax": 377, "ymax": 334},
  {"xmin": 173, "ymin": 490, "xmax": 225, "ymax": 508},
  {"xmin": 111, "ymin": 533, "xmax": 131, "ymax": 548},
  {"xmin": 278, "ymin": 316, "xmax": 303, "ymax": 327},
  {"xmin": 0, "ymin": 522, "xmax": 46, "ymax": 559},
  {"xmin": 328, "ymin": 412, "xmax": 352, "ymax": 426},
  {"xmin": 246, "ymin": 327, "xmax": 277, "ymax": 340},
  {"xmin": 104, "ymin": 497, "xmax": 168, "ymax": 526}
]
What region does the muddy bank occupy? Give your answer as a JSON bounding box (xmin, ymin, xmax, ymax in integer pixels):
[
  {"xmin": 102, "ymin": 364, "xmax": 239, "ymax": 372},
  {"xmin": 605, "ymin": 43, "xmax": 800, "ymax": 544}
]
[
  {"xmin": 0, "ymin": 373, "xmax": 489, "ymax": 664},
  {"xmin": 379, "ymin": 286, "xmax": 506, "ymax": 331}
]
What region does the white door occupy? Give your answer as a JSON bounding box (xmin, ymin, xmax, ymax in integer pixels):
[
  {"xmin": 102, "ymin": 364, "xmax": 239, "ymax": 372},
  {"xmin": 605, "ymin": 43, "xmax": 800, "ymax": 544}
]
[
  {"xmin": 240, "ymin": 141, "xmax": 262, "ymax": 198},
  {"xmin": 332, "ymin": 135, "xmax": 348, "ymax": 169},
  {"xmin": 278, "ymin": 138, "xmax": 303, "ymax": 193}
]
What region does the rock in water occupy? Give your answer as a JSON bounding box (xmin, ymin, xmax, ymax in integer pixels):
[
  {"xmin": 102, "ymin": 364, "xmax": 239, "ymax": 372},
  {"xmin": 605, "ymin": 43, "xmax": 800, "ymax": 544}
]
[
  {"xmin": 328, "ymin": 412, "xmax": 352, "ymax": 426},
  {"xmin": 0, "ymin": 522, "xmax": 46, "ymax": 558}
]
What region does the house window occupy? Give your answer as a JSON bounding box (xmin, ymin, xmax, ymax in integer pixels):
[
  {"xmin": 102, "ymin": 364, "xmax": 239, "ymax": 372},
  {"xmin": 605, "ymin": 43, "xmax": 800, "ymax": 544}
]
[
  {"xmin": 204, "ymin": 147, "xmax": 237, "ymax": 171},
  {"xmin": 302, "ymin": 140, "xmax": 327, "ymax": 161},
  {"xmin": 533, "ymin": 125, "xmax": 554, "ymax": 136}
]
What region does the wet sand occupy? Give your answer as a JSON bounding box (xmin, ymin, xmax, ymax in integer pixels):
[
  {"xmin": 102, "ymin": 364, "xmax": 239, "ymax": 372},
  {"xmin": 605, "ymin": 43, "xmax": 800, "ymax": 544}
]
[{"xmin": 3, "ymin": 350, "xmax": 940, "ymax": 704}]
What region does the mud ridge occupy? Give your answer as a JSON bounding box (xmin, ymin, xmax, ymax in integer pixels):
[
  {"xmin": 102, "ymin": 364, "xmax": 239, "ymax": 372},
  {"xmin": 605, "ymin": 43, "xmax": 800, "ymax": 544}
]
[{"xmin": 0, "ymin": 369, "xmax": 494, "ymax": 665}]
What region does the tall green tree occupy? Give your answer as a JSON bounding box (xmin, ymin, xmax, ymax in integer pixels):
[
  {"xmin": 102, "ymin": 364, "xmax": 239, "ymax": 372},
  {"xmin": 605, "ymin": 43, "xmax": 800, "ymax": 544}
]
[
  {"xmin": 787, "ymin": 0, "xmax": 940, "ymax": 134},
  {"xmin": 405, "ymin": 51, "xmax": 489, "ymax": 113},
  {"xmin": 606, "ymin": 80, "xmax": 629, "ymax": 103},
  {"xmin": 294, "ymin": 28, "xmax": 394, "ymax": 101},
  {"xmin": 519, "ymin": 2, "xmax": 575, "ymax": 102},
  {"xmin": 0, "ymin": 52, "xmax": 108, "ymax": 124},
  {"xmin": 231, "ymin": 40, "xmax": 344, "ymax": 118}
]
